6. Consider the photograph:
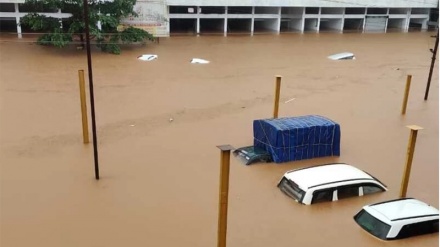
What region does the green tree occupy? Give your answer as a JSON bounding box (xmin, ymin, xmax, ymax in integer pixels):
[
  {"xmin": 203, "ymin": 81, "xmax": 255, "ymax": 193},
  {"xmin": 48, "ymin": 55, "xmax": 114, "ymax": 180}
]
[{"xmin": 20, "ymin": 0, "xmax": 156, "ymax": 54}]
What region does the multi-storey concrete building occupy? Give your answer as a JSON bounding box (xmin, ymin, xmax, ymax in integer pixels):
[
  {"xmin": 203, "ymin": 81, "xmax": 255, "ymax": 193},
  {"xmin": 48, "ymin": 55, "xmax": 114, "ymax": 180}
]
[
  {"xmin": 0, "ymin": 0, "xmax": 438, "ymax": 38},
  {"xmin": 165, "ymin": 0, "xmax": 438, "ymax": 35}
]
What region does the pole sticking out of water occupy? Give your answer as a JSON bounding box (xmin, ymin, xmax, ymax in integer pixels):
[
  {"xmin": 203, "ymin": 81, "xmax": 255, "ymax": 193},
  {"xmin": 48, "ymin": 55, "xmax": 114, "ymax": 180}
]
[
  {"xmin": 217, "ymin": 145, "xmax": 234, "ymax": 247},
  {"xmin": 399, "ymin": 125, "xmax": 423, "ymax": 198},
  {"xmin": 83, "ymin": 0, "xmax": 100, "ymax": 180},
  {"xmin": 401, "ymin": 75, "xmax": 412, "ymax": 115},
  {"xmin": 273, "ymin": 75, "xmax": 282, "ymax": 118},
  {"xmin": 424, "ymin": 29, "xmax": 439, "ymax": 101},
  {"xmin": 78, "ymin": 70, "xmax": 89, "ymax": 144}
]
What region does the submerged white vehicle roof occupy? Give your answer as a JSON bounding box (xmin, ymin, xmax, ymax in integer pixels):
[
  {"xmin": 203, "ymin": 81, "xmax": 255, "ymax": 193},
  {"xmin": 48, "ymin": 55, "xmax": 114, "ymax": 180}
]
[
  {"xmin": 137, "ymin": 54, "xmax": 158, "ymax": 61},
  {"xmin": 190, "ymin": 58, "xmax": 210, "ymax": 64},
  {"xmin": 328, "ymin": 52, "xmax": 355, "ymax": 60},
  {"xmin": 284, "ymin": 163, "xmax": 376, "ymax": 190},
  {"xmin": 364, "ymin": 198, "xmax": 439, "ymax": 224}
]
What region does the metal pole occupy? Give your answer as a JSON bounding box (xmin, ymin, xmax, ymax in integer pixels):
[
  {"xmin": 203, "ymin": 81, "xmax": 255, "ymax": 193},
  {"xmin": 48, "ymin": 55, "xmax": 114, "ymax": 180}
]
[
  {"xmin": 424, "ymin": 29, "xmax": 439, "ymax": 100},
  {"xmin": 399, "ymin": 125, "xmax": 423, "ymax": 198},
  {"xmin": 273, "ymin": 75, "xmax": 282, "ymax": 118},
  {"xmin": 78, "ymin": 70, "xmax": 89, "ymax": 144},
  {"xmin": 83, "ymin": 0, "xmax": 100, "ymax": 180},
  {"xmin": 401, "ymin": 75, "xmax": 412, "ymax": 115},
  {"xmin": 216, "ymin": 145, "xmax": 234, "ymax": 247}
]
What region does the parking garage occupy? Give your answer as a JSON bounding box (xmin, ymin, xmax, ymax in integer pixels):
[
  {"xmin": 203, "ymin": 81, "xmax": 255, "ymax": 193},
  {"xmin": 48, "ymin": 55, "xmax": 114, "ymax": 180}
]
[{"xmin": 165, "ymin": 5, "xmax": 432, "ymax": 36}]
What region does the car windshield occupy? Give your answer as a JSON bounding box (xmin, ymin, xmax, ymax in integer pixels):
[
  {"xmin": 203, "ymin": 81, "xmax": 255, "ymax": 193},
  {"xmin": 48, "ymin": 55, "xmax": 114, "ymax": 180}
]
[
  {"xmin": 278, "ymin": 177, "xmax": 305, "ymax": 202},
  {"xmin": 354, "ymin": 209, "xmax": 391, "ymax": 240}
]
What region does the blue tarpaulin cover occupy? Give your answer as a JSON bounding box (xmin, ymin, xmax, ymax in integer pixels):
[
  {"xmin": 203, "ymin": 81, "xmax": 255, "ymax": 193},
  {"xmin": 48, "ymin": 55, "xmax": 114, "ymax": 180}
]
[{"xmin": 253, "ymin": 115, "xmax": 341, "ymax": 163}]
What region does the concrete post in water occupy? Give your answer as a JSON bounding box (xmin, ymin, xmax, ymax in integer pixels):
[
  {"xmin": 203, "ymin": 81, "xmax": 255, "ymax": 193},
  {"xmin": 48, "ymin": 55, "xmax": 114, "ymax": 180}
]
[
  {"xmin": 401, "ymin": 75, "xmax": 412, "ymax": 115},
  {"xmin": 78, "ymin": 70, "xmax": 89, "ymax": 144},
  {"xmin": 399, "ymin": 125, "xmax": 423, "ymax": 198},
  {"xmin": 217, "ymin": 145, "xmax": 234, "ymax": 247},
  {"xmin": 273, "ymin": 75, "xmax": 282, "ymax": 118}
]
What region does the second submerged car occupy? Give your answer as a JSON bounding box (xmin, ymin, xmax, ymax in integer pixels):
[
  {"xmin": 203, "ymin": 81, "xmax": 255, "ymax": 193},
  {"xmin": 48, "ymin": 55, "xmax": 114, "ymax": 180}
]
[{"xmin": 278, "ymin": 163, "xmax": 387, "ymax": 205}]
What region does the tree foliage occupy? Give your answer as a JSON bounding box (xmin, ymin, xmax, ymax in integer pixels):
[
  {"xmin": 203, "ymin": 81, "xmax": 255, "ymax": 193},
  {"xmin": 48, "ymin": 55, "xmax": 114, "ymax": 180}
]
[{"xmin": 20, "ymin": 0, "xmax": 156, "ymax": 54}]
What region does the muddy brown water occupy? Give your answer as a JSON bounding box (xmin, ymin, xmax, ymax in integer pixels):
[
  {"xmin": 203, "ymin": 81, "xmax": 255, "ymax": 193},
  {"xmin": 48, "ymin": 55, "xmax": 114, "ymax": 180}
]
[{"xmin": 0, "ymin": 32, "xmax": 438, "ymax": 247}]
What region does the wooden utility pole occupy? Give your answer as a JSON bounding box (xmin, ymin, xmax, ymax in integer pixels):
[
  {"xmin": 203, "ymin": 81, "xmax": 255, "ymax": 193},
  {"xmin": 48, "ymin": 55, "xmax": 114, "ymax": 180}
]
[
  {"xmin": 401, "ymin": 75, "xmax": 412, "ymax": 115},
  {"xmin": 78, "ymin": 70, "xmax": 89, "ymax": 144},
  {"xmin": 399, "ymin": 125, "xmax": 423, "ymax": 198},
  {"xmin": 273, "ymin": 75, "xmax": 282, "ymax": 118},
  {"xmin": 424, "ymin": 29, "xmax": 439, "ymax": 100},
  {"xmin": 216, "ymin": 145, "xmax": 234, "ymax": 247}
]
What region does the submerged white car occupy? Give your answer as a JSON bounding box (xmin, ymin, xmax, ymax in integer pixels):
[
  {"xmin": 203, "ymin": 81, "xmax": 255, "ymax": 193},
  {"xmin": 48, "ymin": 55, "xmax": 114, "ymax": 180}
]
[
  {"xmin": 328, "ymin": 52, "xmax": 355, "ymax": 60},
  {"xmin": 277, "ymin": 163, "xmax": 387, "ymax": 205},
  {"xmin": 354, "ymin": 198, "xmax": 439, "ymax": 240}
]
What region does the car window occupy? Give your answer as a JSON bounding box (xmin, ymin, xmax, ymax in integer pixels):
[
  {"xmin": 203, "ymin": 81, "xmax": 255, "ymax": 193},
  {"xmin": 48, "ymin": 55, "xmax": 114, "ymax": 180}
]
[
  {"xmin": 354, "ymin": 209, "xmax": 391, "ymax": 240},
  {"xmin": 363, "ymin": 184, "xmax": 384, "ymax": 195},
  {"xmin": 278, "ymin": 178, "xmax": 305, "ymax": 202},
  {"xmin": 338, "ymin": 185, "xmax": 359, "ymax": 199},
  {"xmin": 396, "ymin": 220, "xmax": 439, "ymax": 239},
  {"xmin": 312, "ymin": 189, "xmax": 334, "ymax": 204}
]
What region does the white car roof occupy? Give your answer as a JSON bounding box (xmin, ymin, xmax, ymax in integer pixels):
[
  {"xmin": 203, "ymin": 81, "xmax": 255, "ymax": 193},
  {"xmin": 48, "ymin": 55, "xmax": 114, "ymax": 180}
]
[
  {"xmin": 284, "ymin": 163, "xmax": 375, "ymax": 190},
  {"xmin": 328, "ymin": 52, "xmax": 355, "ymax": 60},
  {"xmin": 364, "ymin": 198, "xmax": 439, "ymax": 224}
]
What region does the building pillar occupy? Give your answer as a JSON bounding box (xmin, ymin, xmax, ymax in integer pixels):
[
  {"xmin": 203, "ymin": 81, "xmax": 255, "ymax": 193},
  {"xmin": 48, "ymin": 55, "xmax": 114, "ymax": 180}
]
[
  {"xmin": 421, "ymin": 19, "xmax": 428, "ymax": 30},
  {"xmin": 196, "ymin": 16, "xmax": 200, "ymax": 35},
  {"xmin": 340, "ymin": 7, "xmax": 345, "ymax": 32},
  {"xmin": 224, "ymin": 7, "xmax": 228, "ymax": 36},
  {"xmin": 362, "ymin": 7, "xmax": 368, "ymax": 33},
  {"xmin": 277, "ymin": 7, "xmax": 281, "ymax": 34},
  {"xmin": 339, "ymin": 9, "xmax": 344, "ymax": 32},
  {"xmin": 14, "ymin": 3, "xmax": 22, "ymax": 39},
  {"xmin": 405, "ymin": 8, "xmax": 411, "ymax": 32},
  {"xmin": 317, "ymin": 7, "xmax": 321, "ymax": 32},
  {"xmin": 251, "ymin": 6, "xmax": 255, "ymax": 36},
  {"xmin": 59, "ymin": 9, "xmax": 64, "ymax": 29},
  {"xmin": 384, "ymin": 8, "xmax": 390, "ymax": 32},
  {"xmin": 166, "ymin": 6, "xmax": 170, "ymax": 35},
  {"xmin": 301, "ymin": 7, "xmax": 305, "ymax": 33}
]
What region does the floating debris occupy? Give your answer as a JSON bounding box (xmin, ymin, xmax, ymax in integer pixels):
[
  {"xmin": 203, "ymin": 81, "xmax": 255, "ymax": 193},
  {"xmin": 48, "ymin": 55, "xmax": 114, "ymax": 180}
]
[{"xmin": 284, "ymin": 98, "xmax": 296, "ymax": 104}]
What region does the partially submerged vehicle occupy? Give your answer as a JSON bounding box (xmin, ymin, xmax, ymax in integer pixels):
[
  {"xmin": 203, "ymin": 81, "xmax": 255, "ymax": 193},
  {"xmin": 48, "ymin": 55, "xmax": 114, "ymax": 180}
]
[
  {"xmin": 235, "ymin": 115, "xmax": 341, "ymax": 165},
  {"xmin": 138, "ymin": 54, "xmax": 158, "ymax": 61},
  {"xmin": 328, "ymin": 52, "xmax": 355, "ymax": 60},
  {"xmin": 354, "ymin": 198, "xmax": 439, "ymax": 240},
  {"xmin": 278, "ymin": 163, "xmax": 387, "ymax": 205},
  {"xmin": 233, "ymin": 146, "xmax": 272, "ymax": 165},
  {"xmin": 190, "ymin": 58, "xmax": 210, "ymax": 64},
  {"xmin": 254, "ymin": 115, "xmax": 341, "ymax": 163}
]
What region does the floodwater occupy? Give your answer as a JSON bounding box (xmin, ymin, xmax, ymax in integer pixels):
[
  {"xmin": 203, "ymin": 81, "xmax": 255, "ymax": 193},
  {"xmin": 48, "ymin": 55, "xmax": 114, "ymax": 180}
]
[{"xmin": 0, "ymin": 32, "xmax": 438, "ymax": 247}]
